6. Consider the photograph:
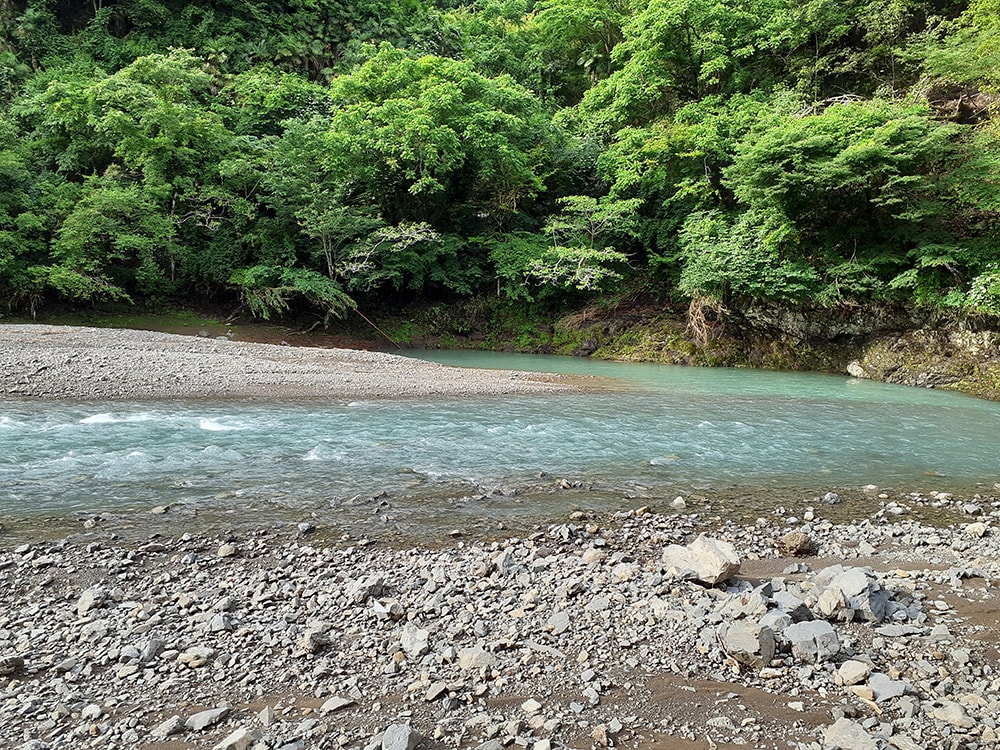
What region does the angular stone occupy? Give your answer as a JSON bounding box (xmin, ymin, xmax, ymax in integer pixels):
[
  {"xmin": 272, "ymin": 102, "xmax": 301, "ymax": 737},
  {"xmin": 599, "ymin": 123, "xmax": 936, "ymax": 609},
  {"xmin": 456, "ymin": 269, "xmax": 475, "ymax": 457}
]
[
  {"xmin": 868, "ymin": 672, "xmax": 906, "ymax": 701},
  {"xmin": 778, "ymin": 531, "xmax": 814, "ymax": 556},
  {"xmin": 81, "ymin": 704, "xmax": 102, "ymax": 720},
  {"xmin": 400, "ymin": 624, "xmax": 430, "ymax": 658},
  {"xmin": 837, "ymin": 660, "xmax": 872, "ymax": 686},
  {"xmin": 348, "ymin": 574, "xmax": 384, "ymax": 604},
  {"xmin": 812, "ymin": 566, "xmax": 890, "ymax": 623},
  {"xmin": 152, "ymin": 715, "xmax": 184, "ymax": 738},
  {"xmin": 546, "ymin": 611, "xmax": 570, "ymax": 635},
  {"xmin": 822, "ymin": 718, "xmax": 877, "ymax": 750},
  {"xmin": 76, "ymin": 586, "xmax": 106, "ymax": 617},
  {"xmin": 372, "ymin": 599, "xmax": 405, "ymax": 621},
  {"xmin": 381, "ymin": 723, "xmax": 420, "ymax": 750},
  {"xmin": 785, "ymin": 620, "xmax": 840, "ymax": 663},
  {"xmin": 178, "ymin": 646, "xmax": 216, "ymax": 668},
  {"xmin": 425, "ymin": 681, "xmax": 449, "ymax": 701},
  {"xmin": 300, "ymin": 622, "xmax": 331, "ymax": 653},
  {"xmin": 929, "ymin": 700, "xmax": 976, "ymax": 729},
  {"xmin": 213, "ymin": 727, "xmax": 261, "ymax": 750},
  {"xmin": 458, "ymin": 647, "xmax": 496, "ymax": 671},
  {"xmin": 209, "ymin": 613, "xmax": 233, "ymax": 633},
  {"xmin": 521, "ymin": 698, "xmax": 543, "ymax": 714},
  {"xmin": 320, "ymin": 696, "xmax": 356, "ymax": 714},
  {"xmin": 662, "ymin": 534, "xmax": 740, "ymax": 585},
  {"xmin": 759, "ymin": 609, "xmax": 793, "ymax": 635},
  {"xmin": 772, "ymin": 591, "xmax": 813, "ymax": 622},
  {"xmin": 0, "ymin": 655, "xmax": 25, "ymax": 675},
  {"xmin": 186, "ymin": 706, "xmax": 231, "ymax": 731},
  {"xmin": 875, "ymin": 624, "xmax": 924, "ymax": 637},
  {"xmin": 585, "ymin": 595, "xmax": 610, "ymax": 612},
  {"xmin": 719, "ymin": 621, "xmax": 775, "ymax": 670}
]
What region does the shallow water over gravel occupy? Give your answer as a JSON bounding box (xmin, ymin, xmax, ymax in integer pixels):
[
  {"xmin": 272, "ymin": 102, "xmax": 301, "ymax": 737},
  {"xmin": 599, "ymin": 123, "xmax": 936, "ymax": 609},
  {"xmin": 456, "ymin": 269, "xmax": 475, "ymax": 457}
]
[{"xmin": 2, "ymin": 352, "xmax": 999, "ymax": 536}]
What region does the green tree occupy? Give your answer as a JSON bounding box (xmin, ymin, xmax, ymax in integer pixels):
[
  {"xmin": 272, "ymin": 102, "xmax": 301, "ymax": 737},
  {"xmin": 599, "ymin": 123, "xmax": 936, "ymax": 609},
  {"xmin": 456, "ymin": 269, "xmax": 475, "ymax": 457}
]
[{"xmin": 49, "ymin": 171, "xmax": 178, "ymax": 302}]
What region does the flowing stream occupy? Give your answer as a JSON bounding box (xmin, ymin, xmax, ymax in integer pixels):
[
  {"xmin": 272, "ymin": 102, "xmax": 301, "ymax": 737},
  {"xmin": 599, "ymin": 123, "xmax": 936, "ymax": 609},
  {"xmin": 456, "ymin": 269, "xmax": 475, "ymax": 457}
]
[{"xmin": 2, "ymin": 350, "xmax": 999, "ymax": 537}]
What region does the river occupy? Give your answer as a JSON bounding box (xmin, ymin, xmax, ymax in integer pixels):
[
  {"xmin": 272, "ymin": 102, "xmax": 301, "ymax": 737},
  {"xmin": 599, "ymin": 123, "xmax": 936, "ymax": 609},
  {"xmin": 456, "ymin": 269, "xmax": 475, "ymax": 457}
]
[{"xmin": 2, "ymin": 350, "xmax": 998, "ymax": 538}]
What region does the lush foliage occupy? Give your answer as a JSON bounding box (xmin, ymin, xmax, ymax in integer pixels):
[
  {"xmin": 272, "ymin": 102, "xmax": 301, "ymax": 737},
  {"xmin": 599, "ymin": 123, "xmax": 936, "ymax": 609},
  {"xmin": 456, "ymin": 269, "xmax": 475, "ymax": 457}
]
[{"xmin": 1, "ymin": 0, "xmax": 999, "ymax": 321}]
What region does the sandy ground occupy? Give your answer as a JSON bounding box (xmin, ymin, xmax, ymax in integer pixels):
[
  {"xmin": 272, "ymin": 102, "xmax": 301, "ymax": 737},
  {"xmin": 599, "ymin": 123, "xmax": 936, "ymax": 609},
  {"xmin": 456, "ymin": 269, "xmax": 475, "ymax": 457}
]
[{"xmin": 0, "ymin": 325, "xmax": 581, "ymax": 401}]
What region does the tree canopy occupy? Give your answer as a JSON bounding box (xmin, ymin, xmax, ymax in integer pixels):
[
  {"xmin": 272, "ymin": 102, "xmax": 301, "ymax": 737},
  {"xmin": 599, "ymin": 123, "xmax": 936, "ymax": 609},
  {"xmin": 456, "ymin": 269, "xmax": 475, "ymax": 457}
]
[{"xmin": 1, "ymin": 0, "xmax": 998, "ymax": 320}]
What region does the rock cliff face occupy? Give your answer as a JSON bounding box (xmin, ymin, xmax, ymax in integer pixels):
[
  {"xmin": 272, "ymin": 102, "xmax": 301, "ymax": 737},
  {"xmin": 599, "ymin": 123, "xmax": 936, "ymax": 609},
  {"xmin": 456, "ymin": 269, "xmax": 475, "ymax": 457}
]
[
  {"xmin": 553, "ymin": 300, "xmax": 1000, "ymax": 401},
  {"xmin": 846, "ymin": 328, "xmax": 1000, "ymax": 399}
]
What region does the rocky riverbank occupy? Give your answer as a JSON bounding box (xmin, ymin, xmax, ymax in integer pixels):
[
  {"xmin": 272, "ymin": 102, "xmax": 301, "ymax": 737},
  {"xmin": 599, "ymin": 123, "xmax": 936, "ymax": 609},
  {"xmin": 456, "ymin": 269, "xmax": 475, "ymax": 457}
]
[
  {"xmin": 4, "ymin": 489, "xmax": 1000, "ymax": 750},
  {"xmin": 0, "ymin": 325, "xmax": 577, "ymax": 401}
]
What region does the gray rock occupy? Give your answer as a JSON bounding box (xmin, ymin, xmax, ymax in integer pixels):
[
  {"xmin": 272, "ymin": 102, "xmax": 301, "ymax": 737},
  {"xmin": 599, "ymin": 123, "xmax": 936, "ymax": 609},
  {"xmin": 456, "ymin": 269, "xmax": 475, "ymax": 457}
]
[
  {"xmin": 400, "ymin": 624, "xmax": 430, "ymax": 658},
  {"xmin": 382, "ymin": 723, "xmax": 421, "ymax": 750},
  {"xmin": 546, "ymin": 610, "xmax": 571, "ymax": 635},
  {"xmin": 76, "ymin": 586, "xmax": 106, "ymax": 616},
  {"xmin": 212, "ymin": 727, "xmax": 261, "ymax": 750},
  {"xmin": 300, "ymin": 621, "xmax": 332, "ymax": 653},
  {"xmin": 348, "ymin": 574, "xmax": 384, "ymax": 604},
  {"xmin": 178, "ymin": 646, "xmax": 216, "ymax": 668},
  {"xmin": 425, "ymin": 681, "xmax": 449, "ymax": 701},
  {"xmin": 185, "ymin": 706, "xmax": 231, "ymax": 731},
  {"xmin": 836, "ymin": 660, "xmax": 871, "ymax": 686},
  {"xmin": 822, "ymin": 718, "xmax": 876, "ymax": 750},
  {"xmin": 320, "ymin": 696, "xmax": 356, "ymax": 714},
  {"xmin": 458, "ymin": 646, "xmax": 496, "ymax": 671},
  {"xmin": 875, "ymin": 624, "xmax": 924, "ymax": 637},
  {"xmin": 662, "ymin": 534, "xmax": 740, "ymax": 585},
  {"xmin": 868, "ymin": 672, "xmax": 906, "ymax": 701},
  {"xmin": 152, "ymin": 715, "xmax": 184, "ymax": 738},
  {"xmin": 778, "ymin": 530, "xmax": 814, "ymax": 556},
  {"xmin": 759, "ymin": 609, "xmax": 793, "ymax": 635},
  {"xmin": 785, "ymin": 620, "xmax": 840, "ymax": 663},
  {"xmin": 811, "ymin": 566, "xmax": 890, "ymax": 623},
  {"xmin": 80, "ymin": 704, "xmax": 102, "ymax": 720},
  {"xmin": 719, "ymin": 621, "xmax": 775, "ymax": 670},
  {"xmin": 772, "ymin": 590, "xmax": 813, "ymax": 622},
  {"xmin": 928, "ymin": 700, "xmax": 976, "ymax": 729},
  {"xmin": 209, "ymin": 613, "xmax": 233, "ymax": 632}
]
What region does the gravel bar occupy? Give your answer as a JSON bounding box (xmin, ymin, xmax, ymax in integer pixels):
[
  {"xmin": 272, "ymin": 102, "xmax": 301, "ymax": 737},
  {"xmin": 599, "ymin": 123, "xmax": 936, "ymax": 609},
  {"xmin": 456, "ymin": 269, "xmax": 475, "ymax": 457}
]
[{"xmin": 0, "ymin": 325, "xmax": 578, "ymax": 401}]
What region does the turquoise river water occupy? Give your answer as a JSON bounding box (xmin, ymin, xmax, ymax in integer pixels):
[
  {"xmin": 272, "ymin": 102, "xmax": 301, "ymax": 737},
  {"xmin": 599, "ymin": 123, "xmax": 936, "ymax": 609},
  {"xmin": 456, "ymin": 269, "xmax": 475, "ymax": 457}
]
[{"xmin": 2, "ymin": 350, "xmax": 998, "ymax": 536}]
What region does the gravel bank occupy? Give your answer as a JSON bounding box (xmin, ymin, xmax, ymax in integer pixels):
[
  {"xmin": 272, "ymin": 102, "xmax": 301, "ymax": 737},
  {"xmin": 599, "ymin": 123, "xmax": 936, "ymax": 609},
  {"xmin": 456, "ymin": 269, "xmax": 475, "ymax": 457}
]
[
  {"xmin": 3, "ymin": 492, "xmax": 1000, "ymax": 750},
  {"xmin": 0, "ymin": 325, "xmax": 577, "ymax": 401}
]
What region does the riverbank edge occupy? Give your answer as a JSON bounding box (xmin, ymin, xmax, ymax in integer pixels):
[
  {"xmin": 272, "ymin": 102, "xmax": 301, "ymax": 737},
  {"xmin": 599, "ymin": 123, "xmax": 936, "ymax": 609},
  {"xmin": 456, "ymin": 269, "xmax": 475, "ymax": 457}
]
[{"xmin": 9, "ymin": 299, "xmax": 1000, "ymax": 401}]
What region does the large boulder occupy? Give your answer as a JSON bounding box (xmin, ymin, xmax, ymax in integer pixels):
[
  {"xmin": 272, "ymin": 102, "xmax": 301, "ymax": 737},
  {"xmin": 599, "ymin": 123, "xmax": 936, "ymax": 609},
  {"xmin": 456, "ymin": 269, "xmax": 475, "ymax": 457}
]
[{"xmin": 661, "ymin": 534, "xmax": 741, "ymax": 585}]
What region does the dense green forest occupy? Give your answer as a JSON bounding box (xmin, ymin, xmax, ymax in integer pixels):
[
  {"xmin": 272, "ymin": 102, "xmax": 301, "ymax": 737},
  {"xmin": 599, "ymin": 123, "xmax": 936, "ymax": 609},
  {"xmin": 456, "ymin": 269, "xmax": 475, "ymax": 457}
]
[{"xmin": 1, "ymin": 0, "xmax": 999, "ymax": 328}]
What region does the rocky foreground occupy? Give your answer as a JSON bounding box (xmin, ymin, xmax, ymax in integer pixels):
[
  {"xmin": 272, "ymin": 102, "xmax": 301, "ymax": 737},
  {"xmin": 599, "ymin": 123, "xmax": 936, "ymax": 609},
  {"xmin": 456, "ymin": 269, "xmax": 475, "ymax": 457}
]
[{"xmin": 3, "ymin": 491, "xmax": 1000, "ymax": 750}]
